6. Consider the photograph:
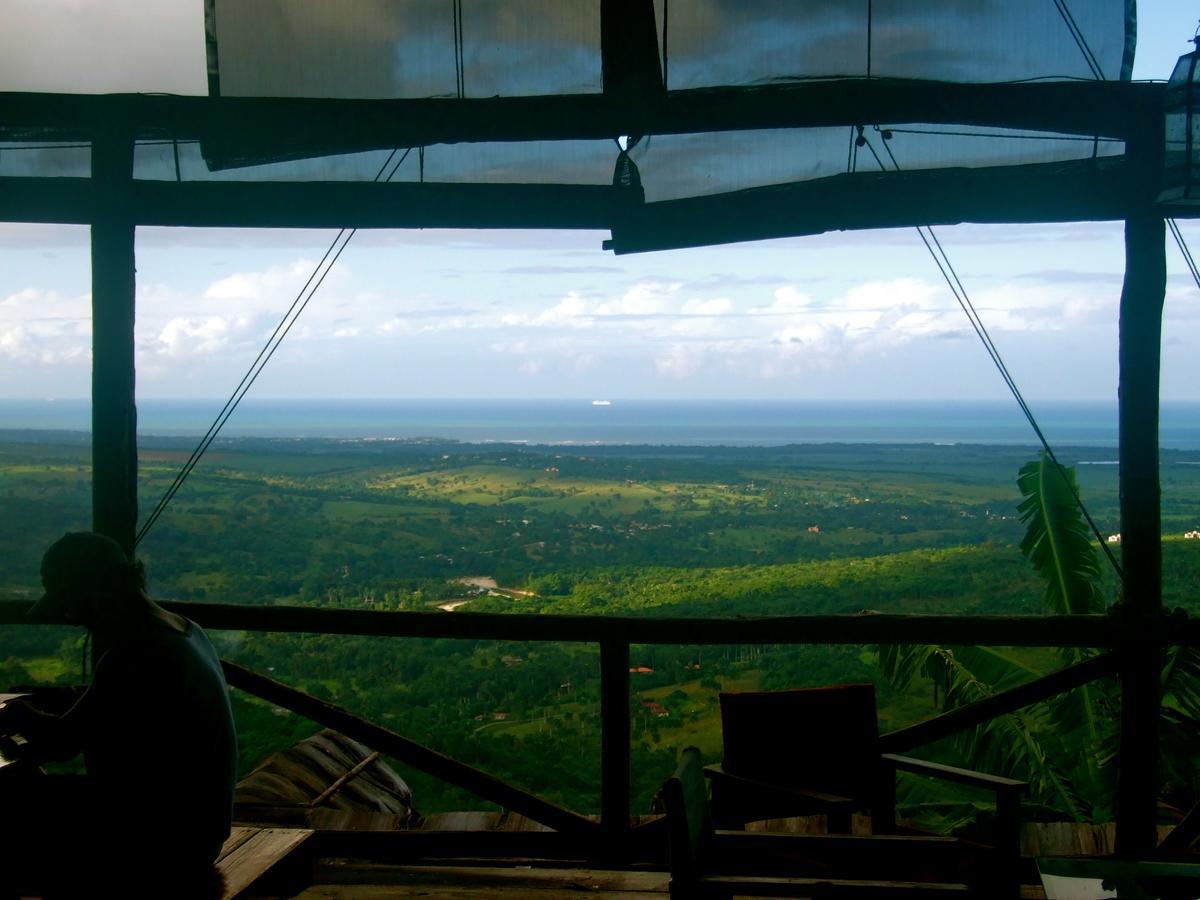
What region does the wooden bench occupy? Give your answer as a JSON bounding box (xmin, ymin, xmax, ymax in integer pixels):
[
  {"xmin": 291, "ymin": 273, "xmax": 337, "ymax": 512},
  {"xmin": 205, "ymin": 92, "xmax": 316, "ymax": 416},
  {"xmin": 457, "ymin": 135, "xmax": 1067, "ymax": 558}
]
[{"xmin": 217, "ymin": 826, "xmax": 313, "ymax": 899}]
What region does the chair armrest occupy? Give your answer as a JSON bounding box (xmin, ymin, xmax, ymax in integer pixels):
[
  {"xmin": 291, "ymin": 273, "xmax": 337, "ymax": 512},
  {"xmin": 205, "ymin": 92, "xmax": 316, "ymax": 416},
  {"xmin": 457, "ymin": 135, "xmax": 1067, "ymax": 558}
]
[
  {"xmin": 882, "ymin": 754, "xmax": 1028, "ymax": 795},
  {"xmin": 704, "ymin": 764, "xmax": 857, "ymax": 809}
]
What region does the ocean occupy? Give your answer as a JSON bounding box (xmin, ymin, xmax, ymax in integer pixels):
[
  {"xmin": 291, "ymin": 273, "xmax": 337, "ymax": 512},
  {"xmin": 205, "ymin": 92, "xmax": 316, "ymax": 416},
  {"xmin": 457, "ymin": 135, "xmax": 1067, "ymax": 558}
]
[{"xmin": 2, "ymin": 398, "xmax": 1199, "ymax": 449}]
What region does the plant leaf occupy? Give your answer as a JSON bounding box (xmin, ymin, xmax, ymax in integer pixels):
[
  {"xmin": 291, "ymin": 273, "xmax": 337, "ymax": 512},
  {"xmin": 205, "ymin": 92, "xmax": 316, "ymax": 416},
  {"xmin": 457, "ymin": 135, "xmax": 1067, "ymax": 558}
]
[{"xmin": 1017, "ymin": 454, "xmax": 1106, "ymax": 620}]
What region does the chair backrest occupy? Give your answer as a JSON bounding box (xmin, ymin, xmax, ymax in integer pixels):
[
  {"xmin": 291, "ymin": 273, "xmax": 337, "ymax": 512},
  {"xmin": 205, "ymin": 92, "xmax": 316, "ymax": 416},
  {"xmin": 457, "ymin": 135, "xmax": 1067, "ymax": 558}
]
[
  {"xmin": 719, "ymin": 683, "xmax": 880, "ymax": 800},
  {"xmin": 661, "ymin": 746, "xmax": 712, "ymax": 888}
]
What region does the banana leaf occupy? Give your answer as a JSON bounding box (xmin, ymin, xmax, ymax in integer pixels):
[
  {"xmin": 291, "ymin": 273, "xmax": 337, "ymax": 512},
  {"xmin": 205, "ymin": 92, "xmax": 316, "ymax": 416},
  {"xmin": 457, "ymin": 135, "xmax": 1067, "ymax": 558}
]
[{"xmin": 1016, "ymin": 455, "xmax": 1106, "ymax": 622}]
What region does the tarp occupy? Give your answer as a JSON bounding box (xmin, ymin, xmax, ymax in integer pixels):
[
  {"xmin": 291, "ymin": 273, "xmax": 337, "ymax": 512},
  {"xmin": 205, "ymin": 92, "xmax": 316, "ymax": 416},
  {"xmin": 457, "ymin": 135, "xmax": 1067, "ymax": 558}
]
[
  {"xmin": 1, "ymin": 1, "xmax": 1137, "ymax": 211},
  {"xmin": 207, "ymin": 0, "xmax": 1134, "ymax": 98},
  {"xmin": 188, "ymin": 0, "xmax": 1135, "ymax": 197}
]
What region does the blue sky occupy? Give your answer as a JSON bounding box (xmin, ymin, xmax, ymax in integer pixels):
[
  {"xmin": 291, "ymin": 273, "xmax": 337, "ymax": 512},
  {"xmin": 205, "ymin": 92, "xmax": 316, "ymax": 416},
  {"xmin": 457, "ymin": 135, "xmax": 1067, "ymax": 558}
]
[{"xmin": 1, "ymin": 2, "xmax": 1198, "ymax": 405}]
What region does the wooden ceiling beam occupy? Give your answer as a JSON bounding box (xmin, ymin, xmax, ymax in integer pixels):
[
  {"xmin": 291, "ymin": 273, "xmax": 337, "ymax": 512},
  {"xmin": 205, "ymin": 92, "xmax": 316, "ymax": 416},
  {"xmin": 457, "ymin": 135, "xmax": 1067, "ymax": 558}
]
[
  {"xmin": 0, "ymin": 178, "xmax": 623, "ymax": 229},
  {"xmin": 0, "ymin": 80, "xmax": 1159, "ymax": 159},
  {"xmin": 606, "ymin": 156, "xmax": 1144, "ymax": 253},
  {"xmin": 1, "ymin": 154, "xmax": 1180, "ymax": 234},
  {"xmin": 2, "ymin": 157, "xmax": 1181, "ymax": 235},
  {"xmin": 600, "ymin": 0, "xmax": 665, "ymax": 98}
]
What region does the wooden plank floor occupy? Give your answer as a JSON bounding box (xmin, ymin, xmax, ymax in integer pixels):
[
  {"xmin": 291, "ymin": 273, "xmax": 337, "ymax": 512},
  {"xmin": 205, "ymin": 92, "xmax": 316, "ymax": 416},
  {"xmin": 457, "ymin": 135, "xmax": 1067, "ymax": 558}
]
[
  {"xmin": 218, "ymin": 826, "xmax": 313, "ymax": 899},
  {"xmin": 288, "ymin": 868, "xmax": 1052, "ymax": 900},
  {"xmin": 292, "ymin": 863, "xmax": 668, "ymax": 898}
]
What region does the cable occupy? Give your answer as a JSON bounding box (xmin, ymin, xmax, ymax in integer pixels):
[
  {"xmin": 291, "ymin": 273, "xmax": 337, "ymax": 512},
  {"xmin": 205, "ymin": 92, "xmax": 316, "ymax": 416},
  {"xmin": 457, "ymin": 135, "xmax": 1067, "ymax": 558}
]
[
  {"xmin": 863, "ymin": 129, "xmax": 1124, "ymax": 580},
  {"xmin": 452, "ymin": 0, "xmax": 465, "ymax": 99},
  {"xmin": 661, "ymin": 0, "xmax": 669, "ymax": 90},
  {"xmin": 135, "ymin": 147, "xmax": 411, "ymax": 546},
  {"xmin": 1168, "ymin": 218, "xmax": 1200, "ymax": 292},
  {"xmin": 1050, "ymin": 0, "xmax": 1104, "ymax": 80}
]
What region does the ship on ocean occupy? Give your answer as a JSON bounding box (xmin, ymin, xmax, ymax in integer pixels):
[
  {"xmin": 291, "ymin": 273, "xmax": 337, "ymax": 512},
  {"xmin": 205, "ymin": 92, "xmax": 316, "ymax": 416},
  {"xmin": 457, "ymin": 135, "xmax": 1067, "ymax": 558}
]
[{"xmin": 591, "ymin": 400, "xmax": 612, "ymax": 406}]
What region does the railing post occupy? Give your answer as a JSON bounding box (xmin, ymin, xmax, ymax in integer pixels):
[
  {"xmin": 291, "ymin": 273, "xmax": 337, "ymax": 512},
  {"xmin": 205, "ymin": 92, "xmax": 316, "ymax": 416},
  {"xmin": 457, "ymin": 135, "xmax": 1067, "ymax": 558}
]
[
  {"xmin": 1115, "ymin": 212, "xmax": 1166, "ymax": 857},
  {"xmin": 600, "ymin": 637, "xmax": 631, "ymax": 858},
  {"xmin": 90, "ymin": 123, "xmax": 138, "ymax": 557}
]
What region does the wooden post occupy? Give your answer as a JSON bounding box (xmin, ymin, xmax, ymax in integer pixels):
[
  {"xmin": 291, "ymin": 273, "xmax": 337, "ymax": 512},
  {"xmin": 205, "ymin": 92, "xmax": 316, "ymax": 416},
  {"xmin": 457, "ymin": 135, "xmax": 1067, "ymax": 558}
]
[
  {"xmin": 600, "ymin": 0, "xmax": 664, "ymax": 98},
  {"xmin": 90, "ymin": 129, "xmax": 137, "ymax": 556},
  {"xmin": 600, "ymin": 638, "xmax": 631, "ymax": 857},
  {"xmin": 1114, "ymin": 213, "xmax": 1166, "ymax": 856}
]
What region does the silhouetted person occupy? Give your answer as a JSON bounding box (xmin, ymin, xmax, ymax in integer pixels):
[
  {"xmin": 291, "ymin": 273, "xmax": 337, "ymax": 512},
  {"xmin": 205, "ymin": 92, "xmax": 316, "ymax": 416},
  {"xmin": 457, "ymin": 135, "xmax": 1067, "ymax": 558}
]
[{"xmin": 0, "ymin": 532, "xmax": 237, "ymax": 897}]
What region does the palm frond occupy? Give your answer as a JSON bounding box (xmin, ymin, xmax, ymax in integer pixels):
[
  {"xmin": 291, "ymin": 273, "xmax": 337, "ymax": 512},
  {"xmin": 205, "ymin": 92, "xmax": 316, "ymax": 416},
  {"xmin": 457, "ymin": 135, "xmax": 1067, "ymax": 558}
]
[
  {"xmin": 1162, "ymin": 645, "xmax": 1200, "ymax": 723},
  {"xmin": 876, "ymin": 643, "xmax": 935, "ymax": 692},
  {"xmin": 1016, "ymin": 454, "xmax": 1106, "ymax": 620},
  {"xmin": 933, "ymin": 650, "xmax": 1094, "ymax": 820}
]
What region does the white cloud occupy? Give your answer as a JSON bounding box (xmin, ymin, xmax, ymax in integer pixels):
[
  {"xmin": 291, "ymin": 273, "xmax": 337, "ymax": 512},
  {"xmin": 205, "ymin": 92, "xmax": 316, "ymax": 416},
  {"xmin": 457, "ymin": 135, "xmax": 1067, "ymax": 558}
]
[
  {"xmin": 205, "ymin": 260, "xmax": 329, "ymax": 304},
  {"xmin": 655, "ymin": 344, "xmax": 706, "ymax": 379},
  {"xmin": 376, "ymin": 318, "xmax": 413, "ymax": 336},
  {"xmin": 595, "ymin": 282, "xmax": 681, "ymax": 317},
  {"xmin": 508, "ymin": 291, "xmax": 590, "ymax": 328},
  {"xmin": 681, "ymin": 297, "xmax": 731, "ymax": 316},
  {"xmin": 0, "ymin": 288, "xmax": 91, "ymax": 363},
  {"xmin": 153, "ymin": 316, "xmax": 243, "ymax": 358}
]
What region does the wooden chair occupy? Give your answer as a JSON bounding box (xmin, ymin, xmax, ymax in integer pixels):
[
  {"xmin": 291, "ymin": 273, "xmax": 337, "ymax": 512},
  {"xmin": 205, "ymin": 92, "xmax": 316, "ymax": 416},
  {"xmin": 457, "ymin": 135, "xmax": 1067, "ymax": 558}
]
[
  {"xmin": 704, "ymin": 685, "xmax": 1027, "ymax": 892},
  {"xmin": 663, "ymin": 746, "xmax": 1003, "ymax": 899}
]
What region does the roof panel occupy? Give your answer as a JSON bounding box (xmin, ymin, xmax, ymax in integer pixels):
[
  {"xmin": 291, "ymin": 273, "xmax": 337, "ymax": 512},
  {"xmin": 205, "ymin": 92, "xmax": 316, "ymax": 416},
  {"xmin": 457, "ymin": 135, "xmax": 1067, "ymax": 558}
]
[{"xmin": 208, "ymin": 0, "xmax": 1133, "ymax": 99}]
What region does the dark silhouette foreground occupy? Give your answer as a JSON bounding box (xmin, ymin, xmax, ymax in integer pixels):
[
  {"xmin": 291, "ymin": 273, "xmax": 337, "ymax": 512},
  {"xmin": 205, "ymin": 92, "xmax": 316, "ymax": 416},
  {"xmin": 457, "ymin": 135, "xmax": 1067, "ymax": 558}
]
[{"xmin": 0, "ymin": 532, "xmax": 236, "ymax": 897}]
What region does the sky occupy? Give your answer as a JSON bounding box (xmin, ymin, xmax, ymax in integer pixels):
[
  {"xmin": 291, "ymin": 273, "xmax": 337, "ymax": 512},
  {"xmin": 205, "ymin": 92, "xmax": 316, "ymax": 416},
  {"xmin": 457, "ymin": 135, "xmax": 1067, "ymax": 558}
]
[{"xmin": 1, "ymin": 2, "xmax": 1198, "ymax": 406}]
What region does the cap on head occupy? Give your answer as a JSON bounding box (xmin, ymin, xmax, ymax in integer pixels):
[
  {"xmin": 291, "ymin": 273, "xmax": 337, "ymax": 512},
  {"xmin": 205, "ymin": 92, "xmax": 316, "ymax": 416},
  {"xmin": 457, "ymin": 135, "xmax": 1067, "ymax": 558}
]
[{"xmin": 29, "ymin": 532, "xmax": 132, "ymax": 624}]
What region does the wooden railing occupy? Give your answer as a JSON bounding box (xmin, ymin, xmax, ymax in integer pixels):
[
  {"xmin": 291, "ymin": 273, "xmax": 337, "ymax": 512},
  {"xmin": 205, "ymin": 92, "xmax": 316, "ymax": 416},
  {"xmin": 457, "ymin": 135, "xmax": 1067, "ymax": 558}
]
[{"xmin": 2, "ymin": 599, "xmax": 1197, "ymax": 858}]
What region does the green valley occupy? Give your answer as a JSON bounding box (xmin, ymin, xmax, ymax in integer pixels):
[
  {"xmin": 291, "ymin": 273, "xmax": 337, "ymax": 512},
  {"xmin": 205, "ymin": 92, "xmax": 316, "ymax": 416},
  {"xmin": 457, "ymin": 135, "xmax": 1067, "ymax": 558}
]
[{"xmin": 2, "ymin": 432, "xmax": 1198, "ymax": 818}]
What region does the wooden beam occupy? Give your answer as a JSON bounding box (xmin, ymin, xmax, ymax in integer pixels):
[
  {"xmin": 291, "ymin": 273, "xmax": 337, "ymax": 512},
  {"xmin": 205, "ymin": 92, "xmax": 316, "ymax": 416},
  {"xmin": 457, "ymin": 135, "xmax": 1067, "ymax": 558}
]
[
  {"xmin": 174, "ymin": 607, "xmax": 1130, "ymax": 646},
  {"xmin": 221, "ymin": 659, "xmax": 598, "ymax": 836},
  {"xmin": 0, "ymin": 81, "xmax": 1159, "ymax": 152},
  {"xmin": 7, "ymin": 599, "xmax": 1199, "ymax": 647},
  {"xmin": 89, "ymin": 129, "xmax": 137, "ymax": 556},
  {"xmin": 0, "ymin": 156, "xmax": 1173, "ymax": 234},
  {"xmin": 599, "ymin": 638, "xmax": 631, "ymax": 856},
  {"xmin": 0, "ymin": 178, "xmax": 621, "ymax": 230},
  {"xmin": 878, "ymin": 653, "xmax": 1120, "ymax": 754},
  {"xmin": 1158, "ymin": 800, "xmax": 1200, "ymax": 855},
  {"xmin": 1114, "ymin": 212, "xmax": 1168, "ymax": 857},
  {"xmin": 606, "ymin": 157, "xmax": 1140, "ymax": 253},
  {"xmin": 601, "ymin": 0, "xmax": 664, "ymax": 98},
  {"xmin": 1, "ymin": 598, "xmax": 1153, "ymax": 645}
]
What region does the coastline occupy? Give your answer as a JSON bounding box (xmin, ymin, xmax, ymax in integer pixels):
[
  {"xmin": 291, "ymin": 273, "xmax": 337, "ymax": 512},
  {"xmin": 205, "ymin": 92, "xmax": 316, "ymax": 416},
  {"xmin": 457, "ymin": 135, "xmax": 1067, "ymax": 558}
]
[{"xmin": 1, "ymin": 398, "xmax": 1198, "ymax": 449}]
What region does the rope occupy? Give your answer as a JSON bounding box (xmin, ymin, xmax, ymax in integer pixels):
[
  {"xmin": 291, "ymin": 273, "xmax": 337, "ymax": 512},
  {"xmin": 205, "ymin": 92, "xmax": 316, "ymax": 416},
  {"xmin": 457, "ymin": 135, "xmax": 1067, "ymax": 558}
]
[
  {"xmin": 1168, "ymin": 219, "xmax": 1200, "ymax": 292},
  {"xmin": 135, "ymin": 147, "xmax": 412, "ymax": 546},
  {"xmin": 862, "ymin": 128, "xmax": 1124, "ymax": 580},
  {"xmin": 1050, "ymin": 0, "xmax": 1104, "ymax": 80},
  {"xmin": 452, "ymin": 0, "xmax": 465, "ymax": 99},
  {"xmin": 661, "ymin": 0, "xmax": 669, "ymax": 90},
  {"xmin": 1047, "ymin": 0, "xmax": 1106, "ymax": 167}
]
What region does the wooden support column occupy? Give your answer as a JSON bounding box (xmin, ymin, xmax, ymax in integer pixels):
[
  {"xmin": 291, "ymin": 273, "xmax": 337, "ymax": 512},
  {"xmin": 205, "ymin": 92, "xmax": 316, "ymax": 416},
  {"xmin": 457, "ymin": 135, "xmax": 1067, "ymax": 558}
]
[
  {"xmin": 599, "ymin": 638, "xmax": 631, "ymax": 857},
  {"xmin": 600, "ymin": 0, "xmax": 664, "ymax": 98},
  {"xmin": 1114, "ymin": 213, "xmax": 1166, "ymax": 856},
  {"xmin": 90, "ymin": 130, "xmax": 137, "ymax": 555}
]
